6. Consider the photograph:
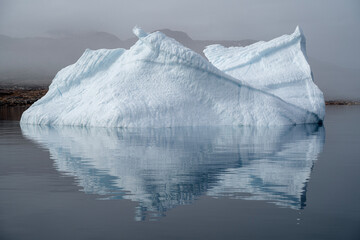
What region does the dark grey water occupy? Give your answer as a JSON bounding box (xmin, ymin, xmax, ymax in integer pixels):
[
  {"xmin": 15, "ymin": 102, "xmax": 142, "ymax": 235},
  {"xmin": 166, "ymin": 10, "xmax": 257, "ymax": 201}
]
[{"xmin": 0, "ymin": 106, "xmax": 359, "ymax": 240}]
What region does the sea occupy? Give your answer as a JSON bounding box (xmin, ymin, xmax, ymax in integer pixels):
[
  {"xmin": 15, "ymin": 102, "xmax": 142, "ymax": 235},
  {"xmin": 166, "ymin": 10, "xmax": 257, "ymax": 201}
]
[{"xmin": 0, "ymin": 106, "xmax": 359, "ymax": 240}]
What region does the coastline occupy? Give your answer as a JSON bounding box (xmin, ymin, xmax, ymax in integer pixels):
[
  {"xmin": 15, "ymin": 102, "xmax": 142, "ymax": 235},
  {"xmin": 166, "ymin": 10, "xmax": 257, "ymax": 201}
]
[
  {"xmin": 0, "ymin": 87, "xmax": 48, "ymax": 106},
  {"xmin": 325, "ymin": 100, "xmax": 360, "ymax": 106},
  {"xmin": 0, "ymin": 87, "xmax": 359, "ymax": 107}
]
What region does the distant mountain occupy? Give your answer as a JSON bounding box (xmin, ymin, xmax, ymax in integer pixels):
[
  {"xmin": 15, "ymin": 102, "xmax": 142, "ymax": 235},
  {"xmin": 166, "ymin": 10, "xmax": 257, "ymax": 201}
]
[
  {"xmin": 0, "ymin": 32, "xmax": 124, "ymax": 86},
  {"xmin": 158, "ymin": 29, "xmax": 256, "ymax": 55},
  {"xmin": 0, "ymin": 30, "xmax": 257, "ymax": 88},
  {"xmin": 0, "ymin": 30, "xmax": 358, "ymax": 100}
]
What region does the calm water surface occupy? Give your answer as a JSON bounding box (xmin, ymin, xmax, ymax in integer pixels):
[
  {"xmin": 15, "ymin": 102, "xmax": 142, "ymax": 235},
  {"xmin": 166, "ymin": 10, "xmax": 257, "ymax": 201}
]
[{"xmin": 0, "ymin": 106, "xmax": 359, "ymax": 239}]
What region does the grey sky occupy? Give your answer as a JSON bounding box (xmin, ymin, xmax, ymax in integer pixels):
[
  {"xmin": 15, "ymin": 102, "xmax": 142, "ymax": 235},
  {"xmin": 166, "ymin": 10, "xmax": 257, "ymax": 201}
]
[{"xmin": 0, "ymin": 0, "xmax": 359, "ymax": 69}]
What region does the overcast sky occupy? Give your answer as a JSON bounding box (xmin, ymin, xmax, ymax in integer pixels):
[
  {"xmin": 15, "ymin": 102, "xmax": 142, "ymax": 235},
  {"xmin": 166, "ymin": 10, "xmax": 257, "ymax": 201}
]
[{"xmin": 0, "ymin": 0, "xmax": 359, "ymax": 69}]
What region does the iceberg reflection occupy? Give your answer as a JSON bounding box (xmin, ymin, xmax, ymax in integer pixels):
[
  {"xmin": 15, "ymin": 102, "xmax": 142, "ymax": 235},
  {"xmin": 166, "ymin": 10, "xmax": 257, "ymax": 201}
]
[{"xmin": 21, "ymin": 124, "xmax": 324, "ymax": 220}]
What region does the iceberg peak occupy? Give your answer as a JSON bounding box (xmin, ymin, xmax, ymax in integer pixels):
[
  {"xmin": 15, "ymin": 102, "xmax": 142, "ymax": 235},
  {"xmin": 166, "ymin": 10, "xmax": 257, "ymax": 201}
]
[
  {"xmin": 204, "ymin": 27, "xmax": 324, "ymax": 122},
  {"xmin": 132, "ymin": 26, "xmax": 148, "ymax": 38},
  {"xmin": 294, "ymin": 25, "xmax": 301, "ymax": 35}
]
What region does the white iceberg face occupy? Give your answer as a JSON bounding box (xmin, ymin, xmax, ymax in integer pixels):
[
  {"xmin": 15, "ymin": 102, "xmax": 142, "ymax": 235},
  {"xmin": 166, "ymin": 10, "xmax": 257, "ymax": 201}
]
[
  {"xmin": 21, "ymin": 124, "xmax": 325, "ymax": 220},
  {"xmin": 204, "ymin": 26, "xmax": 325, "ymax": 122},
  {"xmin": 20, "ymin": 27, "xmax": 324, "ymax": 127}
]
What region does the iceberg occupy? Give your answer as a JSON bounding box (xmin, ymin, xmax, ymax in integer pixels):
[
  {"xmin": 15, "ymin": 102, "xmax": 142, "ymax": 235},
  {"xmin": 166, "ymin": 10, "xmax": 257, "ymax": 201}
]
[{"xmin": 20, "ymin": 27, "xmax": 324, "ymax": 127}]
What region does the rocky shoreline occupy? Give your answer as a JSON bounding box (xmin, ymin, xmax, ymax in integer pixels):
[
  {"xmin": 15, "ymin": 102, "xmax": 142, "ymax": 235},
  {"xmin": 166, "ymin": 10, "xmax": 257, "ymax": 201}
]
[
  {"xmin": 0, "ymin": 87, "xmax": 359, "ymax": 107},
  {"xmin": 325, "ymin": 100, "xmax": 360, "ymax": 105},
  {"xmin": 0, "ymin": 88, "xmax": 48, "ymax": 106}
]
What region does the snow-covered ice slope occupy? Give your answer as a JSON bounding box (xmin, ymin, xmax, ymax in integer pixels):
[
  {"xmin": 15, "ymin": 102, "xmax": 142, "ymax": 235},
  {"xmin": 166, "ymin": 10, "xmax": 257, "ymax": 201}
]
[
  {"xmin": 21, "ymin": 27, "xmax": 324, "ymax": 127},
  {"xmin": 204, "ymin": 26, "xmax": 325, "ymax": 122}
]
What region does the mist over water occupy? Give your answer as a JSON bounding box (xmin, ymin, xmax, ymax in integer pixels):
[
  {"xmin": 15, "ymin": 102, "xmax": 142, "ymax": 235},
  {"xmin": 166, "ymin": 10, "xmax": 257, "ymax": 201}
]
[{"xmin": 1, "ymin": 0, "xmax": 359, "ymax": 99}]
